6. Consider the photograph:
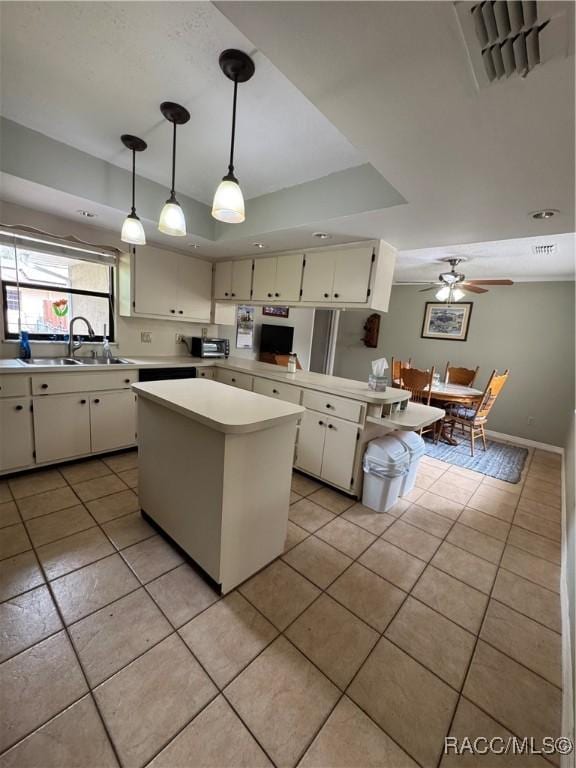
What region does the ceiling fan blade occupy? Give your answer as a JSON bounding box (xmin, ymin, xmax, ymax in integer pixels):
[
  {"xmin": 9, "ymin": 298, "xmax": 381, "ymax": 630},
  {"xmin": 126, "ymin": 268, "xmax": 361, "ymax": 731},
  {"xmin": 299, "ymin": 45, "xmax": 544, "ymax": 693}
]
[
  {"xmin": 418, "ymin": 286, "xmax": 438, "ymax": 293},
  {"xmin": 465, "ymin": 279, "xmax": 514, "ymax": 285},
  {"xmin": 461, "ymin": 284, "xmax": 489, "ymax": 294}
]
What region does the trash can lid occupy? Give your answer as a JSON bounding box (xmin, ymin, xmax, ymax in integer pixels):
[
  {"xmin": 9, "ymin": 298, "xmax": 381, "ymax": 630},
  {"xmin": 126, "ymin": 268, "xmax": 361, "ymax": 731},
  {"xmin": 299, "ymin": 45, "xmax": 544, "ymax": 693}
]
[
  {"xmin": 393, "ymin": 430, "xmax": 426, "ymax": 454},
  {"xmin": 364, "ymin": 436, "xmax": 410, "ymax": 465}
]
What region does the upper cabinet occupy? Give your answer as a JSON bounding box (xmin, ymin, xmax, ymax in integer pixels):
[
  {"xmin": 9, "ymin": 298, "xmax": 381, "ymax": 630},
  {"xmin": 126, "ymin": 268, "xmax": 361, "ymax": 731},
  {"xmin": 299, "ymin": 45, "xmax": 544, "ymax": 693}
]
[
  {"xmin": 119, "ymin": 246, "xmax": 212, "ymax": 322},
  {"xmin": 301, "ymin": 246, "xmax": 373, "ymax": 303},
  {"xmin": 214, "ymin": 259, "xmax": 253, "ymax": 301},
  {"xmin": 252, "ymin": 253, "xmax": 304, "ymax": 303}
]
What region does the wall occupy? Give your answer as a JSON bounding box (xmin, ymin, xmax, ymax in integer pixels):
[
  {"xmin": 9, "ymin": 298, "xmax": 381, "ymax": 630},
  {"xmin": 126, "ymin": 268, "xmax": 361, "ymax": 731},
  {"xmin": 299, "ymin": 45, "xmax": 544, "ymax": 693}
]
[
  {"xmin": 334, "ymin": 283, "xmax": 575, "ymax": 447},
  {"xmin": 0, "ymin": 201, "xmax": 217, "ymax": 359},
  {"xmin": 564, "ymin": 411, "xmax": 575, "ymax": 749},
  {"xmin": 219, "ymin": 306, "xmax": 316, "ymax": 371}
]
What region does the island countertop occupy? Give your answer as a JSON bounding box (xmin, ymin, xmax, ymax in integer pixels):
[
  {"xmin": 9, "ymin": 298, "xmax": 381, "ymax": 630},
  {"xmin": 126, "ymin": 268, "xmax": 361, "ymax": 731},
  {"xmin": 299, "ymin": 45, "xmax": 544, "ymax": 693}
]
[{"xmin": 133, "ymin": 378, "xmax": 305, "ymax": 434}]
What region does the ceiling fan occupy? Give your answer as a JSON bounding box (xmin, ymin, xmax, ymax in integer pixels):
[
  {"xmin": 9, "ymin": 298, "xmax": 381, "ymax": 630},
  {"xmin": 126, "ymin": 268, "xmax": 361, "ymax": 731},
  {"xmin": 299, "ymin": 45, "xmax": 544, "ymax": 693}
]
[{"xmin": 417, "ymin": 258, "xmax": 513, "ymax": 301}]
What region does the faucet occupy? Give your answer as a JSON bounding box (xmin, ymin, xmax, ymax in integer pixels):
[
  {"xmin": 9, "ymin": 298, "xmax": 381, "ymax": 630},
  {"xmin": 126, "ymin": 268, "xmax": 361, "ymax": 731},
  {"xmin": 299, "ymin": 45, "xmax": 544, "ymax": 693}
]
[{"xmin": 68, "ymin": 316, "xmax": 95, "ymax": 359}]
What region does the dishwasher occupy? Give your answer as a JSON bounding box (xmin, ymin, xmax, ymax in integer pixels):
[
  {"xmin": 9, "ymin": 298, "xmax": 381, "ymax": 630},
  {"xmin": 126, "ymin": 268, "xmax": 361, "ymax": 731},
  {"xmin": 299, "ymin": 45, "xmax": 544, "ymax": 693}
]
[{"xmin": 138, "ymin": 366, "xmax": 197, "ymax": 382}]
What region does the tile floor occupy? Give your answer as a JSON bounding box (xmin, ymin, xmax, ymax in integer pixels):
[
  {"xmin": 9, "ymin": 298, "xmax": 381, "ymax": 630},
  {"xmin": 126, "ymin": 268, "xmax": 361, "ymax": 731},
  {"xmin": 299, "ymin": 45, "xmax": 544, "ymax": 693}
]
[{"xmin": 0, "ymin": 446, "xmax": 564, "ymax": 767}]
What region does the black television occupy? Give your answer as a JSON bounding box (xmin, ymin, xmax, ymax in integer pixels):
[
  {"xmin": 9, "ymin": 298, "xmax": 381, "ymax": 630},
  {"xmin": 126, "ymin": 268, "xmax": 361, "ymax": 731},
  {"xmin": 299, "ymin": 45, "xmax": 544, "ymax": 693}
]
[{"xmin": 260, "ymin": 324, "xmax": 294, "ymax": 355}]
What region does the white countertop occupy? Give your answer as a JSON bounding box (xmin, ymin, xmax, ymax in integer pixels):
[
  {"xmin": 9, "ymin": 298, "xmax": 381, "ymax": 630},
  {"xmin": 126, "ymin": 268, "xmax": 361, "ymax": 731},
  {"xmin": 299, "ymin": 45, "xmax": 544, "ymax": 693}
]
[
  {"xmin": 0, "ymin": 355, "xmax": 410, "ymax": 405},
  {"xmin": 368, "ymin": 402, "xmax": 445, "ymax": 431},
  {"xmin": 133, "ymin": 379, "xmax": 305, "ymax": 434}
]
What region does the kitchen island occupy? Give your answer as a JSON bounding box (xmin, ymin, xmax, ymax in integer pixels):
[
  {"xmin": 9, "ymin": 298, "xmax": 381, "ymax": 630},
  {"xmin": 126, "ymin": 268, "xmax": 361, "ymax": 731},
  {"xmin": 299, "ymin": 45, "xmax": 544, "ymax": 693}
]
[{"xmin": 132, "ymin": 378, "xmax": 304, "ymax": 593}]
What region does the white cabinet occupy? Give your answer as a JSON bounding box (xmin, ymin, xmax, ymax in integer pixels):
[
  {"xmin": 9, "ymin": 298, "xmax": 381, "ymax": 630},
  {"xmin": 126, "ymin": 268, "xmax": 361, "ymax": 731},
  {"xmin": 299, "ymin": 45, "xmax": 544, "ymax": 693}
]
[
  {"xmin": 90, "ymin": 391, "xmax": 137, "ymax": 453},
  {"xmin": 216, "ymin": 369, "xmax": 253, "ymax": 391},
  {"xmin": 121, "ymin": 246, "xmax": 212, "ymax": 321},
  {"xmin": 214, "ymin": 260, "xmax": 252, "ymax": 301},
  {"xmin": 252, "ymin": 254, "xmax": 303, "ymax": 302},
  {"xmin": 197, "ymin": 368, "xmax": 215, "ymax": 379},
  {"xmin": 252, "ymin": 377, "xmax": 302, "ymax": 404},
  {"xmin": 302, "ymin": 246, "xmax": 373, "ymax": 303},
  {"xmin": 33, "ymin": 394, "xmax": 91, "ymax": 464},
  {"xmin": 0, "ymin": 399, "xmax": 34, "ymax": 471},
  {"xmin": 296, "ymin": 410, "xmax": 358, "ymax": 491}
]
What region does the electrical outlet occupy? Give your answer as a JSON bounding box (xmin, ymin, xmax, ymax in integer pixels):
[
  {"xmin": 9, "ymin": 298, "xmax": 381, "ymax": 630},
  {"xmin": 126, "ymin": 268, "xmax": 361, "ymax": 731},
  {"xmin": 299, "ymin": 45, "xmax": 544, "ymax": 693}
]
[
  {"xmin": 175, "ymin": 333, "xmax": 185, "ymax": 343},
  {"xmin": 527, "ymin": 416, "xmax": 535, "ymax": 425},
  {"xmin": 201, "ymin": 327, "xmax": 208, "ymax": 338},
  {"xmin": 141, "ymin": 331, "xmax": 152, "ymax": 344}
]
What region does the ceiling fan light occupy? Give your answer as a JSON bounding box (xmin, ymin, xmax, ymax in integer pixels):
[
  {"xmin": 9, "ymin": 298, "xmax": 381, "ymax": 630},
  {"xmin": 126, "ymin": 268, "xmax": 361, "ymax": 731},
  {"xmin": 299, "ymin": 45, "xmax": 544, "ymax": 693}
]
[
  {"xmin": 452, "ymin": 287, "xmax": 465, "ymax": 301},
  {"xmin": 212, "ymin": 177, "xmax": 245, "ymax": 224},
  {"xmin": 121, "ymin": 212, "xmax": 146, "ymax": 246},
  {"xmin": 435, "ymin": 286, "xmax": 451, "ymax": 301},
  {"xmin": 158, "ymin": 197, "xmax": 187, "ymax": 237}
]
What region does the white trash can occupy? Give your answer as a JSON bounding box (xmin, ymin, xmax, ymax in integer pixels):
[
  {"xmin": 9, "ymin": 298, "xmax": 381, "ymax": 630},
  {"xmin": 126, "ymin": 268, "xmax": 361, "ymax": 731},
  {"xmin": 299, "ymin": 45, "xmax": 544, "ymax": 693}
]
[
  {"xmin": 393, "ymin": 431, "xmax": 427, "ymax": 496},
  {"xmin": 362, "ymin": 437, "xmax": 410, "ymax": 513}
]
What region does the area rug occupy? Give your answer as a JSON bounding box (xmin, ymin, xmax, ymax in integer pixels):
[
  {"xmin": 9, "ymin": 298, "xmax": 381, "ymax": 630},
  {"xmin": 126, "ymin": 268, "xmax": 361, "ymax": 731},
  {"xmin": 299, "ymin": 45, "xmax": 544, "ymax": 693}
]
[{"xmin": 423, "ymin": 437, "xmax": 529, "ymax": 483}]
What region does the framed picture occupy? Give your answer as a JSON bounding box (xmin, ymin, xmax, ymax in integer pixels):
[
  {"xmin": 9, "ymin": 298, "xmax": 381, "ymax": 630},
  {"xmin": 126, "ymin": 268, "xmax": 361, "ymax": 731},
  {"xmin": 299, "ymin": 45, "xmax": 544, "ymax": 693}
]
[
  {"xmin": 421, "ymin": 302, "xmax": 473, "ymax": 341},
  {"xmin": 262, "ymin": 306, "xmax": 289, "ymax": 318}
]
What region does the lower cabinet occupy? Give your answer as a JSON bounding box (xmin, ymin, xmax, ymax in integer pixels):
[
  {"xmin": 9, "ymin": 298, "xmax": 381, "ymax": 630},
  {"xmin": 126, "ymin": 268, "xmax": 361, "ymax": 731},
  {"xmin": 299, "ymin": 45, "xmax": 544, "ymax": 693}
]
[
  {"xmin": 295, "ymin": 410, "xmax": 358, "ymax": 491},
  {"xmin": 33, "ymin": 394, "xmax": 91, "ymax": 464},
  {"xmin": 90, "ymin": 391, "xmax": 137, "ymax": 453},
  {"xmin": 0, "ymin": 398, "xmax": 35, "ymax": 471},
  {"xmin": 216, "ymin": 369, "xmax": 253, "ymax": 391},
  {"xmin": 33, "ymin": 390, "xmax": 137, "ymax": 464}
]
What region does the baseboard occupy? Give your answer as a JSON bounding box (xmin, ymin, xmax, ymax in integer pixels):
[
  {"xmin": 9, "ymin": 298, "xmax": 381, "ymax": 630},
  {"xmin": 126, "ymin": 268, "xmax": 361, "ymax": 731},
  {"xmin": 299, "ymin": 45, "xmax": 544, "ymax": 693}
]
[
  {"xmin": 485, "ymin": 429, "xmax": 563, "ymax": 454},
  {"xmin": 560, "ymin": 451, "xmax": 575, "ymax": 767}
]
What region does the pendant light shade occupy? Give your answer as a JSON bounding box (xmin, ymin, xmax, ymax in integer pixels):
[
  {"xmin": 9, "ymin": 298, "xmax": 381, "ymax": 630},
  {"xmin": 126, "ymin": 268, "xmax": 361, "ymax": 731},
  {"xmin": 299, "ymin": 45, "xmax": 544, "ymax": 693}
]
[
  {"xmin": 158, "ymin": 102, "xmax": 190, "ymax": 237},
  {"xmin": 451, "ymin": 287, "xmax": 465, "ymax": 302},
  {"xmin": 435, "ymin": 286, "xmax": 450, "ymax": 302},
  {"xmin": 120, "ymin": 134, "xmax": 147, "ymax": 246},
  {"xmin": 212, "ymin": 174, "xmax": 245, "ymax": 223},
  {"xmin": 212, "ymin": 50, "xmax": 255, "ymax": 224}
]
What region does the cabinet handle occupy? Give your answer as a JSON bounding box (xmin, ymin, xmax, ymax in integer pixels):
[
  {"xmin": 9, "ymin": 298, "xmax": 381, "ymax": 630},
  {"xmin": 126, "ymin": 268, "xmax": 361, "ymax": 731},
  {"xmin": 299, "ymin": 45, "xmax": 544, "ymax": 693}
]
[
  {"xmin": 93, "ymin": 398, "xmax": 100, "ymax": 404},
  {"xmin": 224, "ymin": 292, "xmax": 229, "ymax": 297},
  {"xmin": 328, "ymin": 423, "xmax": 335, "ymax": 430},
  {"xmin": 124, "ymin": 379, "xmax": 130, "ymax": 384},
  {"xmin": 274, "ymin": 292, "xmax": 280, "ymax": 297},
  {"xmin": 41, "ymin": 384, "xmax": 48, "ymax": 390},
  {"xmin": 231, "ymin": 293, "xmax": 236, "ymax": 297},
  {"xmin": 231, "ymin": 378, "xmax": 236, "ymax": 383},
  {"xmin": 325, "ymin": 403, "xmax": 334, "ymax": 409},
  {"xmin": 170, "ymin": 309, "xmax": 175, "ymax": 314},
  {"xmin": 178, "ymin": 310, "xmax": 183, "ymax": 314},
  {"xmin": 334, "ymin": 293, "xmax": 340, "ymax": 298},
  {"xmin": 267, "ymin": 293, "xmax": 273, "ymax": 298},
  {"xmin": 80, "ymin": 399, "xmax": 87, "ymax": 404},
  {"xmin": 323, "ymin": 293, "xmax": 330, "ymax": 298},
  {"xmin": 272, "ymin": 388, "xmax": 279, "ymax": 394},
  {"xmin": 318, "ymin": 420, "xmax": 325, "ymax": 426},
  {"xmin": 15, "ymin": 404, "xmax": 23, "ymax": 411}
]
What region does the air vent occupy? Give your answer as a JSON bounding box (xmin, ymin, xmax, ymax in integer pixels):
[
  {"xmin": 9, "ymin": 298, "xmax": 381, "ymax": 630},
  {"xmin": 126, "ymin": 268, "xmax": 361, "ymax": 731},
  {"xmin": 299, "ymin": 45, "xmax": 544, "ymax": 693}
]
[
  {"xmin": 454, "ymin": 1, "xmax": 572, "ymax": 88},
  {"xmin": 532, "ymin": 243, "xmax": 558, "ymax": 256}
]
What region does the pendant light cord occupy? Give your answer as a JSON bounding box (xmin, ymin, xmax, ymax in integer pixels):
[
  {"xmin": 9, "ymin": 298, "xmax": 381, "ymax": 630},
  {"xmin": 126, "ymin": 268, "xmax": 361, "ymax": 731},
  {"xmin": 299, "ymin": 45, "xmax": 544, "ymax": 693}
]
[
  {"xmin": 228, "ymin": 77, "xmax": 238, "ymax": 175},
  {"xmin": 131, "ymin": 149, "xmax": 136, "ymax": 215},
  {"xmin": 171, "ymin": 121, "xmax": 177, "ymax": 196}
]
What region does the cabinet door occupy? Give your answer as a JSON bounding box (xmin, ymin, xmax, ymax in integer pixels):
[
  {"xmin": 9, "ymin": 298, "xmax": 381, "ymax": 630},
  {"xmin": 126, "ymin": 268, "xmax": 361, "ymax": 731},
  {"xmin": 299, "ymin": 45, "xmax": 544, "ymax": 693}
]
[
  {"xmin": 90, "ymin": 391, "xmax": 137, "ymax": 453},
  {"xmin": 177, "ymin": 255, "xmax": 212, "ymax": 321},
  {"xmin": 231, "ymin": 260, "xmax": 253, "ymax": 301},
  {"xmin": 134, "ymin": 247, "xmax": 180, "ymax": 316},
  {"xmin": 332, "ymin": 247, "xmax": 373, "ymax": 303},
  {"xmin": 275, "ymin": 253, "xmax": 304, "ymax": 302},
  {"xmin": 295, "ymin": 409, "xmax": 326, "ymax": 477},
  {"xmin": 252, "ymin": 257, "xmax": 277, "ymax": 301},
  {"xmin": 0, "ymin": 399, "xmax": 34, "ymax": 471},
  {"xmin": 321, "ymin": 417, "xmax": 358, "ymax": 490},
  {"xmin": 33, "ymin": 395, "xmax": 91, "ymax": 463},
  {"xmin": 301, "ymin": 252, "xmax": 335, "ymax": 302},
  {"xmin": 214, "ymin": 261, "xmax": 232, "ymax": 300}
]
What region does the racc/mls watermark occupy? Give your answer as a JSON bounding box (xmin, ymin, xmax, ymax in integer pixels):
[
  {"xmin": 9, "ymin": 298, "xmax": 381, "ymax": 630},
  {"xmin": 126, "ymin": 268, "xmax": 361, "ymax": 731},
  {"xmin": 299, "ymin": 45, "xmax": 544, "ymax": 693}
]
[{"xmin": 444, "ymin": 736, "xmax": 574, "ymax": 757}]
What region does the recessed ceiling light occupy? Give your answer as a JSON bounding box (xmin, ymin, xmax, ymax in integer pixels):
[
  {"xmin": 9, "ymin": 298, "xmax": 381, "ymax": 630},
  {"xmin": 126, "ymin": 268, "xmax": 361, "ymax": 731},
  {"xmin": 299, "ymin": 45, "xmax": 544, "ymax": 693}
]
[
  {"xmin": 253, "ymin": 242, "xmax": 265, "ymax": 249},
  {"xmin": 530, "ymin": 209, "xmax": 559, "ymax": 220},
  {"xmin": 77, "ymin": 209, "xmax": 97, "ymax": 218},
  {"xmin": 313, "ymin": 232, "xmax": 331, "ymax": 239}
]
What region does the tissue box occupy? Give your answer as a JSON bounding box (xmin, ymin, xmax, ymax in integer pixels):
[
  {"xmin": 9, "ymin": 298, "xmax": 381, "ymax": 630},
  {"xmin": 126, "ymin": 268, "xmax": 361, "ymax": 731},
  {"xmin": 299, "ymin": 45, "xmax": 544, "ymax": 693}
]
[{"xmin": 368, "ymin": 374, "xmax": 388, "ymax": 391}]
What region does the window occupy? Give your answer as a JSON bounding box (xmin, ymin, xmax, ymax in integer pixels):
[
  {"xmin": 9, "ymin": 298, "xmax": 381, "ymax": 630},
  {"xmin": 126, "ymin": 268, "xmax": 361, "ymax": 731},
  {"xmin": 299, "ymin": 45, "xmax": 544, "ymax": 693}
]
[{"xmin": 1, "ymin": 236, "xmax": 116, "ymax": 342}]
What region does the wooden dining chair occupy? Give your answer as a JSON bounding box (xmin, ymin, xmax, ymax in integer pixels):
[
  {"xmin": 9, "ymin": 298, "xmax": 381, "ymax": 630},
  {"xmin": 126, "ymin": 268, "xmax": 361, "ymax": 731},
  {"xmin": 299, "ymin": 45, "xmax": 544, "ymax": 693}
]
[
  {"xmin": 441, "ymin": 369, "xmax": 509, "ymax": 456},
  {"xmin": 444, "ymin": 362, "xmax": 479, "ymax": 387},
  {"xmin": 391, "ymin": 357, "xmax": 411, "ymax": 386},
  {"xmin": 400, "ymin": 366, "xmax": 434, "ymax": 405}
]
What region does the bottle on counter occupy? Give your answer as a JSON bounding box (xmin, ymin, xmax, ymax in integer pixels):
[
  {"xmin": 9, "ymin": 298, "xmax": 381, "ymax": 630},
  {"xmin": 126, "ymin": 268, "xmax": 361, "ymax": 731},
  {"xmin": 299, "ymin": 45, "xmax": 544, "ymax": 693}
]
[
  {"xmin": 287, "ymin": 352, "xmax": 297, "ymax": 373},
  {"xmin": 19, "ymin": 331, "xmax": 31, "ymax": 360}
]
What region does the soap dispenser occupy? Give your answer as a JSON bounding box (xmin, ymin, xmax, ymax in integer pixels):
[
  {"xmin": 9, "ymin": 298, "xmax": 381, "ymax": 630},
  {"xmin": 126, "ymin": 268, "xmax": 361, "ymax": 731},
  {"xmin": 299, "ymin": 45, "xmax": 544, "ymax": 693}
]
[{"xmin": 19, "ymin": 331, "xmax": 32, "ymax": 360}]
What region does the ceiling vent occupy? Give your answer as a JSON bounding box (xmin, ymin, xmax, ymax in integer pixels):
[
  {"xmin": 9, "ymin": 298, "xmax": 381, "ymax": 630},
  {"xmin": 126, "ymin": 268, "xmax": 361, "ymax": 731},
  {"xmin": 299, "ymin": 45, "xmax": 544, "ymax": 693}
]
[
  {"xmin": 454, "ymin": 1, "xmax": 573, "ymax": 88},
  {"xmin": 532, "ymin": 243, "xmax": 558, "ymax": 256}
]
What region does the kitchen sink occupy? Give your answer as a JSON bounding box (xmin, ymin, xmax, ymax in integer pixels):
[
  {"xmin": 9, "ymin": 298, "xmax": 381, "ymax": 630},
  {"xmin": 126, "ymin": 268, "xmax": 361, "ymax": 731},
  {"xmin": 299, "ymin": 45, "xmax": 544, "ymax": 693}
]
[
  {"xmin": 18, "ymin": 357, "xmax": 131, "ymax": 366},
  {"xmin": 19, "ymin": 358, "xmax": 82, "ymax": 366}
]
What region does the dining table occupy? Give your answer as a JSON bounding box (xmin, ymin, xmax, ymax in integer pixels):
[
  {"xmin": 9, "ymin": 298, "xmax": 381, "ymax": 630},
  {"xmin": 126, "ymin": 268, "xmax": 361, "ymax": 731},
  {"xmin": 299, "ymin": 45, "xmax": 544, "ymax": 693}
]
[{"xmin": 427, "ymin": 381, "xmax": 484, "ymax": 445}]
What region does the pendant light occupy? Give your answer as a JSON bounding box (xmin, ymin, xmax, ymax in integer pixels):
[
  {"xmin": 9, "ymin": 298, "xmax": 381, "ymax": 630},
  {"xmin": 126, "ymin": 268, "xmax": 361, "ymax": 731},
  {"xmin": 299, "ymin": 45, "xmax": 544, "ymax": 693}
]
[
  {"xmin": 158, "ymin": 102, "xmax": 190, "ymax": 237},
  {"xmin": 120, "ymin": 135, "xmax": 147, "ymax": 245},
  {"xmin": 212, "ymin": 49, "xmax": 255, "ymax": 224}
]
